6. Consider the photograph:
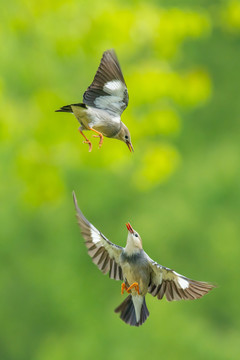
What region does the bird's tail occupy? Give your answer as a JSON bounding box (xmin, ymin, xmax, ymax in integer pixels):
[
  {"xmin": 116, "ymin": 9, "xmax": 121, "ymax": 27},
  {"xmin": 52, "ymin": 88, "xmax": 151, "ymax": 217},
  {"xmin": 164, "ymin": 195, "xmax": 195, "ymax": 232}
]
[
  {"xmin": 114, "ymin": 295, "xmax": 149, "ymax": 327},
  {"xmin": 55, "ymin": 105, "xmax": 73, "ymax": 113},
  {"xmin": 55, "ymin": 103, "xmax": 87, "ymax": 112}
]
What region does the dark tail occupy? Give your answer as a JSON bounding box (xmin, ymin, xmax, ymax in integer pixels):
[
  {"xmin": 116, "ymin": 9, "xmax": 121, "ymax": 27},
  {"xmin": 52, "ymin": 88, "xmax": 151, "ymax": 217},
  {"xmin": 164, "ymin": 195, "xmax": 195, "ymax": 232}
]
[
  {"xmin": 114, "ymin": 295, "xmax": 149, "ymax": 327},
  {"xmin": 55, "ymin": 103, "xmax": 87, "ymax": 112}
]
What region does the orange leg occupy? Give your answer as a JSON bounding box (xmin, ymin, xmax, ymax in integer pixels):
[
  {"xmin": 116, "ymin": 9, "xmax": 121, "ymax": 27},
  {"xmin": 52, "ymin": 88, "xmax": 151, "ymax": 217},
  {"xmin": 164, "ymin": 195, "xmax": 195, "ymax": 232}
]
[
  {"xmin": 127, "ymin": 282, "xmax": 140, "ymax": 295},
  {"xmin": 78, "ymin": 128, "xmax": 92, "ymax": 152},
  {"xmin": 90, "ymin": 128, "xmax": 104, "ymax": 149},
  {"xmin": 121, "ymin": 283, "xmax": 128, "ymax": 295}
]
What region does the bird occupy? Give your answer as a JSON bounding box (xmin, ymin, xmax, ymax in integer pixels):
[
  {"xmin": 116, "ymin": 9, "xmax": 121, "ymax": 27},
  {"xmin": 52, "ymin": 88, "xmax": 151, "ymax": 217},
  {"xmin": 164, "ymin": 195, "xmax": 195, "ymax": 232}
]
[
  {"xmin": 55, "ymin": 49, "xmax": 133, "ymax": 153},
  {"xmin": 73, "ymin": 192, "xmax": 215, "ymax": 327}
]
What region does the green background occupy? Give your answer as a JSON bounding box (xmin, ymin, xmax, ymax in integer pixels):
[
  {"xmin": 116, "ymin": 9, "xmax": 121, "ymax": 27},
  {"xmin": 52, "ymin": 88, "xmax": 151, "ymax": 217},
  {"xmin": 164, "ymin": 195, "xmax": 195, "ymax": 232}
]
[{"xmin": 1, "ymin": 0, "xmax": 240, "ymax": 359}]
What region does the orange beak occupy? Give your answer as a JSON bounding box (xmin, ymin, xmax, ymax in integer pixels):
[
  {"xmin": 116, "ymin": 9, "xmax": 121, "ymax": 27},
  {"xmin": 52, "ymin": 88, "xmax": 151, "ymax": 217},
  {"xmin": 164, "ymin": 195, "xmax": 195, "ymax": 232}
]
[
  {"xmin": 126, "ymin": 222, "xmax": 134, "ymax": 233},
  {"xmin": 126, "ymin": 141, "xmax": 134, "ymax": 153}
]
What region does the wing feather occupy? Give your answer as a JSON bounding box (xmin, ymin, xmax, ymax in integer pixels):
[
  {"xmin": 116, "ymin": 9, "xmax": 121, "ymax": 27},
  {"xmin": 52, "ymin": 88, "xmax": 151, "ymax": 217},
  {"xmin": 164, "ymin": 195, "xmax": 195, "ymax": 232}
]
[
  {"xmin": 83, "ymin": 49, "xmax": 129, "ymax": 116},
  {"xmin": 148, "ymin": 259, "xmax": 215, "ymax": 301},
  {"xmin": 73, "ymin": 192, "xmax": 123, "ymax": 281}
]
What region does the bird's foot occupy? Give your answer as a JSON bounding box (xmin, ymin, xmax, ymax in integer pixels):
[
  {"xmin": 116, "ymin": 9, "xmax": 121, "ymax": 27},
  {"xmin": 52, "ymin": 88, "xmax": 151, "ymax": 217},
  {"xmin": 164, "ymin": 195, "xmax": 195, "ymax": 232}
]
[
  {"xmin": 90, "ymin": 128, "xmax": 104, "ymax": 149},
  {"xmin": 78, "ymin": 129, "xmax": 92, "ymax": 152},
  {"xmin": 92, "ymin": 135, "xmax": 104, "ymax": 149},
  {"xmin": 121, "ymin": 283, "xmax": 128, "ymax": 295},
  {"xmin": 83, "ymin": 140, "xmax": 92, "ymax": 152},
  {"xmin": 127, "ymin": 282, "xmax": 140, "ymax": 295}
]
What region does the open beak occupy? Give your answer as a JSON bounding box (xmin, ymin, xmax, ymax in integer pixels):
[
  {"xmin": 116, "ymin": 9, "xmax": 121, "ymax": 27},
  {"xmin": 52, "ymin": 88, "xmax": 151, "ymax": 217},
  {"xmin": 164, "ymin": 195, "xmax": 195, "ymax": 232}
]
[
  {"xmin": 126, "ymin": 222, "xmax": 134, "ymax": 234},
  {"xmin": 126, "ymin": 141, "xmax": 134, "ymax": 153}
]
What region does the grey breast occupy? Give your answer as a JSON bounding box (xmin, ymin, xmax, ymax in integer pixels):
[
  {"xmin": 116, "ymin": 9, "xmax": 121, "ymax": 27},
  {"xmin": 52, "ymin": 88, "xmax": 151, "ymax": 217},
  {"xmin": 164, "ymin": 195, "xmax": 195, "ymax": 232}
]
[
  {"xmin": 120, "ymin": 250, "xmax": 151, "ymax": 290},
  {"xmin": 83, "ymin": 107, "xmax": 121, "ymax": 138}
]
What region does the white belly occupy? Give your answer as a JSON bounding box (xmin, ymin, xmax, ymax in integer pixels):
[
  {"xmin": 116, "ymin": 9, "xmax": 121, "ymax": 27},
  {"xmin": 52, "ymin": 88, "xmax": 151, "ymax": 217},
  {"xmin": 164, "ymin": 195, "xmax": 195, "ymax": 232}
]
[{"xmin": 72, "ymin": 106, "xmax": 121, "ymax": 137}]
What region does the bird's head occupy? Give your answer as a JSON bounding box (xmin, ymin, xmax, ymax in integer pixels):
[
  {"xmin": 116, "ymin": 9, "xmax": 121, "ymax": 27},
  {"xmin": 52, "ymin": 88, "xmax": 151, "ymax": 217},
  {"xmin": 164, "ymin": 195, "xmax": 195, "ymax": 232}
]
[
  {"xmin": 125, "ymin": 222, "xmax": 142, "ymax": 254},
  {"xmin": 115, "ymin": 123, "xmax": 134, "ymax": 152}
]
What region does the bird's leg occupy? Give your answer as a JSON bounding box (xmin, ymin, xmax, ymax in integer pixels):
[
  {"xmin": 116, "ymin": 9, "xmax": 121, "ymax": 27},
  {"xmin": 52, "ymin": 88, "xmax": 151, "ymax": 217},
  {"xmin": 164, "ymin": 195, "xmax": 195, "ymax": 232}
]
[
  {"xmin": 89, "ymin": 128, "xmax": 104, "ymax": 149},
  {"xmin": 126, "ymin": 282, "xmax": 140, "ymax": 295},
  {"xmin": 78, "ymin": 128, "xmax": 92, "ymax": 152},
  {"xmin": 121, "ymin": 283, "xmax": 128, "ymax": 295}
]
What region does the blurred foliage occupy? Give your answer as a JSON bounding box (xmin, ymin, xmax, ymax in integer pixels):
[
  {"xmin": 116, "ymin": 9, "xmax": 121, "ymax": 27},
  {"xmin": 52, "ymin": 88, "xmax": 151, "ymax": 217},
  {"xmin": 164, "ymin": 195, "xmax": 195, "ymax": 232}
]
[
  {"xmin": 1, "ymin": 0, "xmax": 240, "ymax": 360},
  {"xmin": 221, "ymin": 0, "xmax": 240, "ymax": 31},
  {"xmin": 1, "ymin": 0, "xmax": 212, "ymax": 203}
]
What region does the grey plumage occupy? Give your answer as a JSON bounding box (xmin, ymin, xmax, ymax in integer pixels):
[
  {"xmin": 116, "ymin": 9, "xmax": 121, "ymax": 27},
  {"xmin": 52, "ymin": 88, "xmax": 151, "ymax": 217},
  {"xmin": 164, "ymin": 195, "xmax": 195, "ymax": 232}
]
[
  {"xmin": 73, "ymin": 192, "xmax": 216, "ymax": 327},
  {"xmin": 56, "ymin": 49, "xmax": 133, "ymax": 152}
]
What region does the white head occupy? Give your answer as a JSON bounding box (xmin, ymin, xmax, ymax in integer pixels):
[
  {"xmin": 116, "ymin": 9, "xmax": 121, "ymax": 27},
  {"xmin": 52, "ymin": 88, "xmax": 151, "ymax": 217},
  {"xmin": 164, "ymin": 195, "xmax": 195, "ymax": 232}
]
[{"xmin": 125, "ymin": 222, "xmax": 142, "ymax": 255}]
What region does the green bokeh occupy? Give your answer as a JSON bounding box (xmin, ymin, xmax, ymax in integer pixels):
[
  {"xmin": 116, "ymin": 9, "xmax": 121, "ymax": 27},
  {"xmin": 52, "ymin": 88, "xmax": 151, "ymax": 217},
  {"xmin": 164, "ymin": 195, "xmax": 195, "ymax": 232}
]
[{"xmin": 1, "ymin": 0, "xmax": 240, "ymax": 359}]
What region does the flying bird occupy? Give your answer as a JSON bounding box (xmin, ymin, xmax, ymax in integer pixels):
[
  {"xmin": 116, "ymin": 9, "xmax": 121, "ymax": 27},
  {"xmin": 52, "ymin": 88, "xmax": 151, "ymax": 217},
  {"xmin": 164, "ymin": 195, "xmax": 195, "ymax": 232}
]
[
  {"xmin": 73, "ymin": 192, "xmax": 215, "ymax": 327},
  {"xmin": 56, "ymin": 49, "xmax": 133, "ymax": 152}
]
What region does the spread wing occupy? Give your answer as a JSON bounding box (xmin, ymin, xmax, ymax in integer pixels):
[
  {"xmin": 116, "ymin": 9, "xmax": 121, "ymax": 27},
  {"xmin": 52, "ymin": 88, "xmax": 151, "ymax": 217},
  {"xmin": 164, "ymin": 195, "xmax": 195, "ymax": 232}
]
[
  {"xmin": 73, "ymin": 192, "xmax": 123, "ymax": 281},
  {"xmin": 83, "ymin": 49, "xmax": 129, "ymax": 116},
  {"xmin": 148, "ymin": 258, "xmax": 215, "ymax": 301}
]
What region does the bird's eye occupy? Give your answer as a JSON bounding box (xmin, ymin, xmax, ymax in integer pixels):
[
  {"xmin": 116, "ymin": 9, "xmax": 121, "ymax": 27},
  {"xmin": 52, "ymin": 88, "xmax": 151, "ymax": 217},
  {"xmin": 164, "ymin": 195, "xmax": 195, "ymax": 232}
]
[
  {"xmin": 134, "ymin": 234, "xmax": 138, "ymax": 237},
  {"xmin": 125, "ymin": 135, "xmax": 129, "ymax": 139}
]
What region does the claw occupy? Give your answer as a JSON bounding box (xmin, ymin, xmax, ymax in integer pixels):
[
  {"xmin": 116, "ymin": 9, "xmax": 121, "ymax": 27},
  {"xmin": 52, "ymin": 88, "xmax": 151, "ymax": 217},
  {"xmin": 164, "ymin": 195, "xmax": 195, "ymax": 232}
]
[
  {"xmin": 90, "ymin": 129, "xmax": 104, "ymax": 149},
  {"xmin": 83, "ymin": 140, "xmax": 92, "ymax": 152},
  {"xmin": 78, "ymin": 129, "xmax": 92, "ymax": 152},
  {"xmin": 126, "ymin": 282, "xmax": 140, "ymax": 295},
  {"xmin": 121, "ymin": 283, "xmax": 128, "ymax": 295}
]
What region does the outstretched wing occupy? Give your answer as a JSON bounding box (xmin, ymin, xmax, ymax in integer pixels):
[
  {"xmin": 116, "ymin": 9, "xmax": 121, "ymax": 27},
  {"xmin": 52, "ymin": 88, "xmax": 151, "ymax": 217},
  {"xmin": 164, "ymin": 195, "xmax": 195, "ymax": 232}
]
[
  {"xmin": 73, "ymin": 192, "xmax": 123, "ymax": 281},
  {"xmin": 148, "ymin": 258, "xmax": 215, "ymax": 301},
  {"xmin": 83, "ymin": 49, "xmax": 129, "ymax": 116}
]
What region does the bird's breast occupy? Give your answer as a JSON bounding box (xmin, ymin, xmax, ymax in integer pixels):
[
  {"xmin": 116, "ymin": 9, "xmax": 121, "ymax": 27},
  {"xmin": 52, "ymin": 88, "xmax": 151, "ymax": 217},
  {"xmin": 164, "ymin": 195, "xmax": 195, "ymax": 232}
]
[
  {"xmin": 120, "ymin": 251, "xmax": 150, "ymax": 295},
  {"xmin": 87, "ymin": 108, "xmax": 121, "ymax": 137},
  {"xmin": 92, "ymin": 122, "xmax": 121, "ymax": 138},
  {"xmin": 72, "ymin": 106, "xmax": 121, "ymax": 137}
]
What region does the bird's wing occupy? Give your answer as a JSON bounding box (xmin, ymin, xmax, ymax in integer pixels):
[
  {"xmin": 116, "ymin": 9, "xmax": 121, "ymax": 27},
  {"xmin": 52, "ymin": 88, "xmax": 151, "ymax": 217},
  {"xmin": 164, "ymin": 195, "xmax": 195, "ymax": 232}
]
[
  {"xmin": 73, "ymin": 192, "xmax": 123, "ymax": 281},
  {"xmin": 83, "ymin": 49, "xmax": 129, "ymax": 116},
  {"xmin": 148, "ymin": 258, "xmax": 215, "ymax": 301}
]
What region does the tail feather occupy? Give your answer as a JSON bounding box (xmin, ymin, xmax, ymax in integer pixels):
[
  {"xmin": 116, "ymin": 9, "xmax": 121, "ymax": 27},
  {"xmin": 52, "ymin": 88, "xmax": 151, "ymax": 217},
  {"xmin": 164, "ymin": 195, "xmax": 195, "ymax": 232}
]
[
  {"xmin": 55, "ymin": 103, "xmax": 87, "ymax": 113},
  {"xmin": 55, "ymin": 105, "xmax": 73, "ymax": 113},
  {"xmin": 114, "ymin": 295, "xmax": 149, "ymax": 327}
]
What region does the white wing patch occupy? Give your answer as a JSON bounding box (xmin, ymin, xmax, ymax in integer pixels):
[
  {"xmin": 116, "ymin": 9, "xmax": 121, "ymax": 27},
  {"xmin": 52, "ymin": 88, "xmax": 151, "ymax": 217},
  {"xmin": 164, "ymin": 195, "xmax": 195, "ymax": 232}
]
[
  {"xmin": 178, "ymin": 277, "xmax": 189, "ymax": 289},
  {"xmin": 90, "ymin": 227, "xmax": 101, "ymax": 244},
  {"xmin": 173, "ymin": 271, "xmax": 189, "ymax": 289},
  {"xmin": 104, "ymin": 80, "xmax": 124, "ymax": 93},
  {"xmin": 91, "ymin": 80, "xmax": 127, "ymax": 115}
]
